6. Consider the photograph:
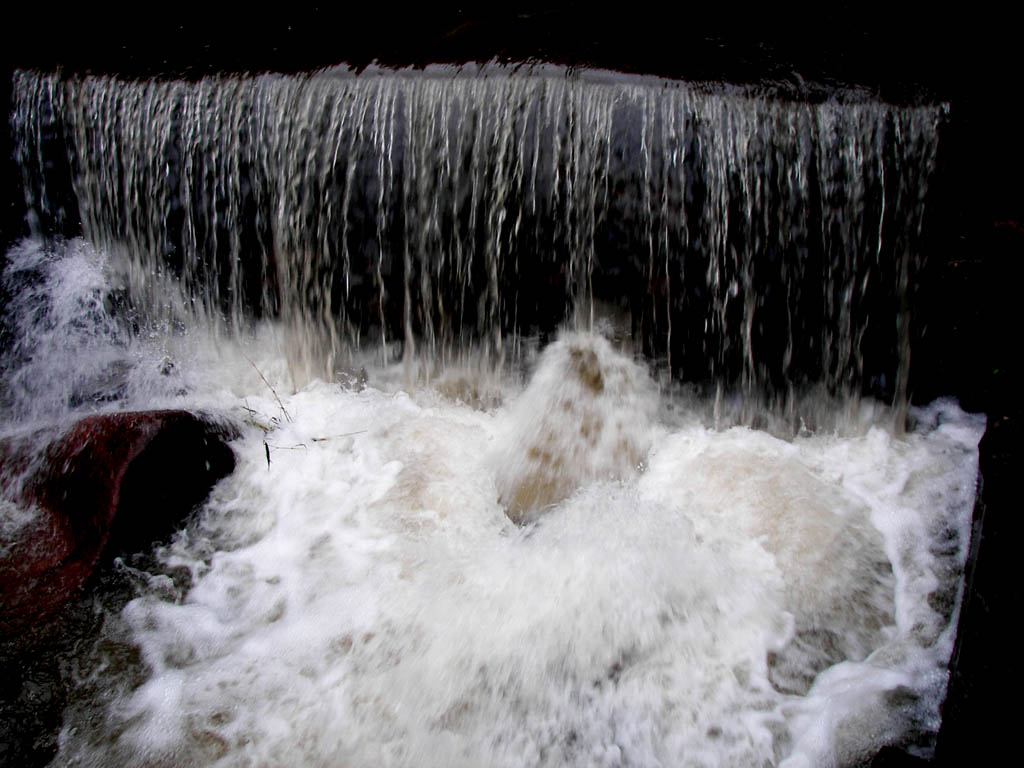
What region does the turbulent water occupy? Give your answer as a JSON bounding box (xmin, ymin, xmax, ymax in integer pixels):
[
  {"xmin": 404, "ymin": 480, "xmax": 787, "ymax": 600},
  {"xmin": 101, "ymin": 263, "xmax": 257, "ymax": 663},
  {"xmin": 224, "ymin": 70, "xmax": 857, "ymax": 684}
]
[
  {"xmin": 1, "ymin": 64, "xmax": 983, "ymax": 766},
  {"xmin": 0, "ymin": 238, "xmax": 982, "ymax": 767}
]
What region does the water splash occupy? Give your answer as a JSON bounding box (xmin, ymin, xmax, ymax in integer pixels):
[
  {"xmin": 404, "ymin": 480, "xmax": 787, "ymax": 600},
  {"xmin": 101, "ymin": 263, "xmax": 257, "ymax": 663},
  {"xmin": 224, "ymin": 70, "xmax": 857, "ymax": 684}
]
[{"xmin": 493, "ymin": 332, "xmax": 657, "ymax": 523}]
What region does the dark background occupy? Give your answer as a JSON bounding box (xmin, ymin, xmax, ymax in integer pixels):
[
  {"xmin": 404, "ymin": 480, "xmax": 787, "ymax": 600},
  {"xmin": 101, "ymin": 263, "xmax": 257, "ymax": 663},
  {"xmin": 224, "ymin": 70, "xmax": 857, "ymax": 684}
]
[{"xmin": 2, "ymin": 5, "xmax": 1019, "ymax": 765}]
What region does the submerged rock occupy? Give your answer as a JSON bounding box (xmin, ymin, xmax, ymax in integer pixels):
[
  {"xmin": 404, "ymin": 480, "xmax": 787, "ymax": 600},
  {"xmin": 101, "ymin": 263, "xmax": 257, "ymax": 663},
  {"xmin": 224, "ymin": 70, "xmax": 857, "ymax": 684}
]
[
  {"xmin": 0, "ymin": 410, "xmax": 237, "ymax": 642},
  {"xmin": 493, "ymin": 332, "xmax": 657, "ymax": 524},
  {"xmin": 654, "ymin": 435, "xmax": 897, "ymax": 694}
]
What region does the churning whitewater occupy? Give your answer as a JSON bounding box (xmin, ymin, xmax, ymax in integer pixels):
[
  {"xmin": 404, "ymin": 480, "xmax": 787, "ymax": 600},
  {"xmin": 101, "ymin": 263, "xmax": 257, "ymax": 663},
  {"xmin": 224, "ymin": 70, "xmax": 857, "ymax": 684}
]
[
  {"xmin": 1, "ymin": 239, "xmax": 982, "ymax": 768},
  {"xmin": 3, "ymin": 62, "xmax": 981, "ymax": 766}
]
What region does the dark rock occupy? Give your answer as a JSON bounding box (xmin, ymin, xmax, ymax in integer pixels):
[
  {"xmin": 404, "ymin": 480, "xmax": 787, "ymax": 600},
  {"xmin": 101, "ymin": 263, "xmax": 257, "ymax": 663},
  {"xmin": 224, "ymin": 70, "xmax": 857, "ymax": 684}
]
[
  {"xmin": 870, "ymin": 745, "xmax": 932, "ymax": 766},
  {"xmin": 67, "ymin": 358, "xmax": 134, "ymax": 409},
  {"xmin": 0, "ymin": 650, "xmax": 63, "ymax": 768},
  {"xmin": 0, "ymin": 410, "xmax": 236, "ymax": 643},
  {"xmin": 934, "ymin": 404, "xmax": 1024, "ymax": 765}
]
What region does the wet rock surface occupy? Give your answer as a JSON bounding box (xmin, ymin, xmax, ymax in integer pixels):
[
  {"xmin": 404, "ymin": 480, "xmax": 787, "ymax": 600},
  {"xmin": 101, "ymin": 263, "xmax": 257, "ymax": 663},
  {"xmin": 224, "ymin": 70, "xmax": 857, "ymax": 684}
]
[
  {"xmin": 0, "ymin": 409, "xmax": 236, "ymax": 641},
  {"xmin": 0, "ymin": 409, "xmax": 235, "ymax": 766}
]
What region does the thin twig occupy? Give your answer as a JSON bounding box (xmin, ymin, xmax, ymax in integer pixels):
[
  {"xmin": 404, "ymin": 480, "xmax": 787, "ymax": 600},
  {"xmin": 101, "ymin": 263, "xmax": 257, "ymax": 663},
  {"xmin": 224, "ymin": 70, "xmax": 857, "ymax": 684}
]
[
  {"xmin": 310, "ymin": 430, "xmax": 367, "ymax": 442},
  {"xmin": 245, "ymin": 356, "xmax": 292, "ymax": 423},
  {"xmin": 263, "ymin": 430, "xmax": 364, "ymax": 469}
]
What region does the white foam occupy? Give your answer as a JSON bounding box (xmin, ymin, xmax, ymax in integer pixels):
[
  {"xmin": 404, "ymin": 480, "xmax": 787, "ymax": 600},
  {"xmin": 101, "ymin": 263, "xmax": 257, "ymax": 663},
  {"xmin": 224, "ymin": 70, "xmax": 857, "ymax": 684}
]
[
  {"xmin": 66, "ymin": 349, "xmax": 977, "ymax": 766},
  {"xmin": 1, "ymin": 240, "xmax": 983, "ymax": 766}
]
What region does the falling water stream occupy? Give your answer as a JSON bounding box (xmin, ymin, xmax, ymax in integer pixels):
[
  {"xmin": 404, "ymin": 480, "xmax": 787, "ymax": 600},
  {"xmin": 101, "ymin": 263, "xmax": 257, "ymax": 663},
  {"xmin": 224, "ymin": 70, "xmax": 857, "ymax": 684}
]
[{"xmin": 1, "ymin": 64, "xmax": 982, "ymax": 767}]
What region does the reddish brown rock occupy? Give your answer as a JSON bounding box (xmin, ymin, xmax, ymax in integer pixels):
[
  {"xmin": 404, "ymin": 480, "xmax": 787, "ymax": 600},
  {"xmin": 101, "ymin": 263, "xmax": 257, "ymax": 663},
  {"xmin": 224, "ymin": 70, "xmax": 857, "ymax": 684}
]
[{"xmin": 0, "ymin": 410, "xmax": 236, "ymax": 640}]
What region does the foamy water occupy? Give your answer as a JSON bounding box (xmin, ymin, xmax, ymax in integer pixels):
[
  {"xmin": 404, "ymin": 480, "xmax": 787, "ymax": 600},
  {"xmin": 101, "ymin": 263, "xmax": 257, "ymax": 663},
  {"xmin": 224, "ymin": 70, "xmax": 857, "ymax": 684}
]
[{"xmin": 1, "ymin": 239, "xmax": 983, "ymax": 767}]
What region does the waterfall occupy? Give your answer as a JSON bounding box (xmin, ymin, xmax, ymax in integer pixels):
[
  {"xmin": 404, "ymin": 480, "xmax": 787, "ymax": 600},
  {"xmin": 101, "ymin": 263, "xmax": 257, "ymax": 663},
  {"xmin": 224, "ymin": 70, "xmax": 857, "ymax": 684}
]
[
  {"xmin": 2, "ymin": 64, "xmax": 981, "ymax": 768},
  {"xmin": 10, "ymin": 65, "xmax": 946, "ymax": 422}
]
